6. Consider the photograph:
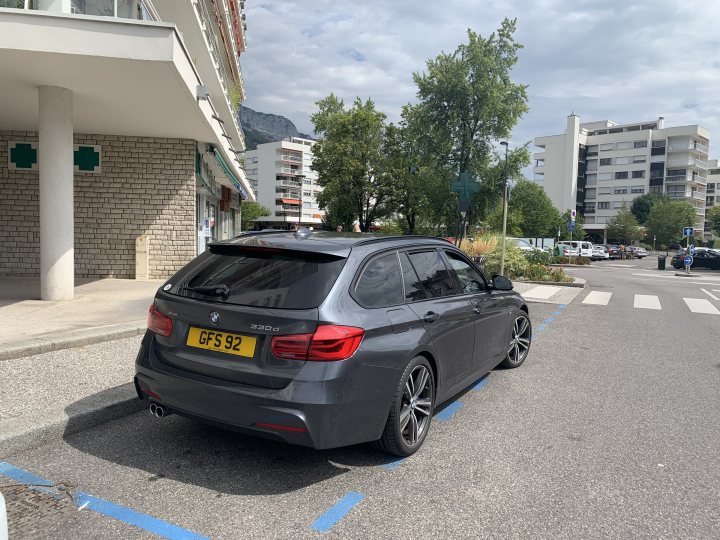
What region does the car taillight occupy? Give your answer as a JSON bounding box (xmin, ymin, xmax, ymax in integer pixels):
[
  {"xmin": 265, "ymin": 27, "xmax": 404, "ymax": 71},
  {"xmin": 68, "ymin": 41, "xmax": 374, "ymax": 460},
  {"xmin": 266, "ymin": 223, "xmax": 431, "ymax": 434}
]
[
  {"xmin": 271, "ymin": 325, "xmax": 365, "ymax": 362},
  {"xmin": 147, "ymin": 304, "xmax": 173, "ymax": 337}
]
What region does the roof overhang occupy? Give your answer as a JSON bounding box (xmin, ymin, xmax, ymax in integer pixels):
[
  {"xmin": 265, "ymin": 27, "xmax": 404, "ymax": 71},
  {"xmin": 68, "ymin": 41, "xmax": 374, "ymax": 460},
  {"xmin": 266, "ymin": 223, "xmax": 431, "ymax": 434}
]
[{"xmin": 0, "ymin": 8, "xmax": 253, "ymax": 200}]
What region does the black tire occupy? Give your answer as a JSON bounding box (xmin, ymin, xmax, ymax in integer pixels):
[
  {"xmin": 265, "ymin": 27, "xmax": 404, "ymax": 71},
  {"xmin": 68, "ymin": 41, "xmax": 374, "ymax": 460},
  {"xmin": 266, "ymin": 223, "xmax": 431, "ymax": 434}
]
[
  {"xmin": 499, "ymin": 312, "xmax": 532, "ymax": 369},
  {"xmin": 375, "ymin": 356, "xmax": 435, "ymax": 456}
]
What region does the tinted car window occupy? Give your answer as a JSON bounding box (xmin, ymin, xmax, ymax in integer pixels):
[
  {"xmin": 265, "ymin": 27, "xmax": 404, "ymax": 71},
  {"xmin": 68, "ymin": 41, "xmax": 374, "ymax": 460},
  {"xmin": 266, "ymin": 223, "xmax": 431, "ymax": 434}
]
[
  {"xmin": 399, "ymin": 252, "xmax": 428, "ymax": 302},
  {"xmin": 444, "ymin": 251, "xmax": 485, "ymax": 293},
  {"xmin": 182, "ymin": 249, "xmax": 346, "ymax": 309},
  {"xmin": 406, "ymin": 250, "xmax": 456, "ymax": 299},
  {"xmin": 355, "ymin": 252, "xmax": 404, "ymax": 308}
]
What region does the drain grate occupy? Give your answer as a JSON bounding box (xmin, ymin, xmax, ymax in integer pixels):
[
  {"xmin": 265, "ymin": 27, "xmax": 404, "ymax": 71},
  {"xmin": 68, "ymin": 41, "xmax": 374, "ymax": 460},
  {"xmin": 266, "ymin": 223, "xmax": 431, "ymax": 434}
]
[{"xmin": 2, "ymin": 483, "xmax": 76, "ymax": 539}]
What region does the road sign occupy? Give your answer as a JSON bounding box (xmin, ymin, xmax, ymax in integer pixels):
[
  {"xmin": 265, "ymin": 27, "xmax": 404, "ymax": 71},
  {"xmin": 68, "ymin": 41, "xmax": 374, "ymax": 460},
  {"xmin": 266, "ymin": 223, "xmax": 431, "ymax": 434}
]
[
  {"xmin": 571, "ymin": 209, "xmax": 577, "ymax": 219},
  {"xmin": 684, "ymin": 255, "xmax": 693, "ymax": 267},
  {"xmin": 689, "ymin": 244, "xmax": 695, "ymax": 255},
  {"xmin": 683, "ymin": 227, "xmax": 694, "ymax": 238},
  {"xmin": 567, "ymin": 222, "xmax": 576, "ymax": 232}
]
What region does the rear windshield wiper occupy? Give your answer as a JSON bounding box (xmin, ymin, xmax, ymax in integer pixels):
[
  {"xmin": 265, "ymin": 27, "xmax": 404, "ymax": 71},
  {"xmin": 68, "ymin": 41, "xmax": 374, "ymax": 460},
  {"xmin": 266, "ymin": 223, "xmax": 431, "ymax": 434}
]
[{"xmin": 179, "ymin": 284, "xmax": 230, "ymax": 298}]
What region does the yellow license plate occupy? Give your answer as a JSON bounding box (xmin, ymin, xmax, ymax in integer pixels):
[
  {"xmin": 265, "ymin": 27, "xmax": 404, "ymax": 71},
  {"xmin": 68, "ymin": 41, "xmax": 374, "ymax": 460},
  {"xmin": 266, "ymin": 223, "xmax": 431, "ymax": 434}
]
[{"xmin": 186, "ymin": 327, "xmax": 257, "ymax": 358}]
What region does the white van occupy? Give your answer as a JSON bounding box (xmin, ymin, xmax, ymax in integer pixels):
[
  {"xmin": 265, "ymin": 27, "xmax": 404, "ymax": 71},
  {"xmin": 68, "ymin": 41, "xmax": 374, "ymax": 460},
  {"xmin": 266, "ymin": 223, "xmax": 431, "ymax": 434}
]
[{"xmin": 557, "ymin": 241, "xmax": 593, "ymax": 258}]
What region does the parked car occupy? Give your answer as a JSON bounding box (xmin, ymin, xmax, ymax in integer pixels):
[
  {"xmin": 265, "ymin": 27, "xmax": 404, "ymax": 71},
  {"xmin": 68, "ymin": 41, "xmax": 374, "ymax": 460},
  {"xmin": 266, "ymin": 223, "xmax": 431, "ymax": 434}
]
[
  {"xmin": 625, "ymin": 246, "xmax": 648, "ymax": 259},
  {"xmin": 605, "ymin": 245, "xmax": 623, "ymax": 259},
  {"xmin": 508, "ymin": 237, "xmax": 543, "ymax": 253},
  {"xmin": 135, "ymin": 230, "xmax": 532, "ymax": 456},
  {"xmin": 557, "ymin": 241, "xmax": 593, "ymax": 258},
  {"xmin": 591, "ymin": 245, "xmax": 609, "ymax": 260},
  {"xmin": 671, "ymin": 248, "xmax": 720, "ymax": 269}
]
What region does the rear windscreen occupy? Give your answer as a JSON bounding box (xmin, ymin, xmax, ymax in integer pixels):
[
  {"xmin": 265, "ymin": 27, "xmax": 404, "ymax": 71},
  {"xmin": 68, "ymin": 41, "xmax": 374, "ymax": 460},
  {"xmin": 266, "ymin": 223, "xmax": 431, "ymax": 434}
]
[{"xmin": 179, "ymin": 250, "xmax": 347, "ymax": 309}]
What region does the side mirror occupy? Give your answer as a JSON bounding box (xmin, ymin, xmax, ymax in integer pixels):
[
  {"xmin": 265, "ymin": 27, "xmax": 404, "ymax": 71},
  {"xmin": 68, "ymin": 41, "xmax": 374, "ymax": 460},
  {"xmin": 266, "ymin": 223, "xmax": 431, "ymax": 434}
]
[{"xmin": 492, "ymin": 275, "xmax": 513, "ymax": 291}]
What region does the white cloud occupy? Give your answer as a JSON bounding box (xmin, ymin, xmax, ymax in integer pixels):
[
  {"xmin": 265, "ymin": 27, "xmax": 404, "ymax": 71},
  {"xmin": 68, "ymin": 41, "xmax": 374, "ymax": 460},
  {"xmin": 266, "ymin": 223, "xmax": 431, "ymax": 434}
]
[{"xmin": 241, "ymin": 0, "xmax": 720, "ymax": 157}]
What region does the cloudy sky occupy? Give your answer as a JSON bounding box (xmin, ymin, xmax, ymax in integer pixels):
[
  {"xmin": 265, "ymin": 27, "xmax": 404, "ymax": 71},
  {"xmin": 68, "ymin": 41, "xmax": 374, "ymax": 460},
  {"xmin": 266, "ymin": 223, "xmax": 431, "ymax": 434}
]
[{"xmin": 241, "ymin": 0, "xmax": 720, "ymax": 159}]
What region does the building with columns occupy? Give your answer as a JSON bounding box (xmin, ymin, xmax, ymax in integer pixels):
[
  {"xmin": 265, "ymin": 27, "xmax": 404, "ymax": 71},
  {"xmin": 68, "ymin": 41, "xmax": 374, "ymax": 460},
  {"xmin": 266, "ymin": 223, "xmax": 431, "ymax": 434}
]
[
  {"xmin": 0, "ymin": 0, "xmax": 253, "ymax": 300},
  {"xmin": 533, "ymin": 114, "xmax": 711, "ymax": 243}
]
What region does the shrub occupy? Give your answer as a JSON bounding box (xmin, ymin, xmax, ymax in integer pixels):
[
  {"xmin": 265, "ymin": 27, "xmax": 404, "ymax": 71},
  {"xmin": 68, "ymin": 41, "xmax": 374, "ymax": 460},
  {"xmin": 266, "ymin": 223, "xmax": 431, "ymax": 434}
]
[
  {"xmin": 524, "ymin": 249, "xmax": 553, "ymax": 265},
  {"xmin": 459, "ymin": 234, "xmax": 498, "ymax": 258},
  {"xmin": 552, "ymin": 256, "xmax": 591, "ymax": 265},
  {"xmin": 483, "ymin": 242, "xmax": 529, "ymax": 279}
]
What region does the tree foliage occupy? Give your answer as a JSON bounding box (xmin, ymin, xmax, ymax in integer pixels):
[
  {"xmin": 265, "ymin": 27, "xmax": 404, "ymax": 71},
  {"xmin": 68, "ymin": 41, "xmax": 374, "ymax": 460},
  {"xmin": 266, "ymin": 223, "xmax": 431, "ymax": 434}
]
[
  {"xmin": 606, "ymin": 207, "xmax": 644, "ymax": 244},
  {"xmin": 411, "ymin": 19, "xmax": 529, "ymax": 179},
  {"xmin": 645, "ymin": 200, "xmax": 697, "ymax": 247},
  {"xmin": 507, "ymin": 179, "xmax": 560, "ymax": 237},
  {"xmin": 240, "ymin": 201, "xmax": 270, "ymax": 231},
  {"xmin": 630, "ymin": 193, "xmax": 669, "ymax": 224},
  {"xmin": 311, "ymin": 95, "xmax": 396, "ymax": 232},
  {"xmin": 708, "ymin": 205, "xmax": 720, "ymax": 237}
]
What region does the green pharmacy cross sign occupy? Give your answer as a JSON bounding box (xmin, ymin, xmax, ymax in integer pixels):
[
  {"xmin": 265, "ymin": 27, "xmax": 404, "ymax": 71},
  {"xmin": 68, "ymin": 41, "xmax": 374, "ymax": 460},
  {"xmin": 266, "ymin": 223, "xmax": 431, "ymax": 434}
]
[
  {"xmin": 8, "ymin": 142, "xmax": 38, "ymax": 171},
  {"xmin": 74, "ymin": 145, "xmax": 101, "ymax": 173},
  {"xmin": 451, "ymin": 172, "xmax": 479, "ymax": 213}
]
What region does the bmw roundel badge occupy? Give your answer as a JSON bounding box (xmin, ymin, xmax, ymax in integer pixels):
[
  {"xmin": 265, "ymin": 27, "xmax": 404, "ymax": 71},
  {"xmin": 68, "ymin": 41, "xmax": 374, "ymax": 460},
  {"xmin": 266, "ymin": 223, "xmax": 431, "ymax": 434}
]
[{"xmin": 209, "ymin": 311, "xmax": 220, "ymax": 326}]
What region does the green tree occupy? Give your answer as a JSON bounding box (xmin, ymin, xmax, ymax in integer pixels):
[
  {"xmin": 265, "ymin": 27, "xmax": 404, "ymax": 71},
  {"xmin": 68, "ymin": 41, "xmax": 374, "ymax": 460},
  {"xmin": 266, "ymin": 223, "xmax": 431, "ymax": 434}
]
[
  {"xmin": 508, "ymin": 179, "xmax": 561, "ymax": 237},
  {"xmin": 411, "ymin": 19, "xmax": 529, "ymax": 179},
  {"xmin": 311, "ymin": 95, "xmax": 397, "ymax": 232},
  {"xmin": 645, "ymin": 200, "xmax": 697, "ymax": 248},
  {"xmin": 630, "ymin": 192, "xmax": 670, "ymax": 224},
  {"xmin": 708, "ymin": 205, "xmax": 720, "ymax": 237},
  {"xmin": 606, "ymin": 207, "xmax": 644, "ymax": 244},
  {"xmin": 240, "ymin": 201, "xmax": 270, "ymax": 231},
  {"xmin": 485, "ymin": 203, "xmax": 524, "ymax": 237}
]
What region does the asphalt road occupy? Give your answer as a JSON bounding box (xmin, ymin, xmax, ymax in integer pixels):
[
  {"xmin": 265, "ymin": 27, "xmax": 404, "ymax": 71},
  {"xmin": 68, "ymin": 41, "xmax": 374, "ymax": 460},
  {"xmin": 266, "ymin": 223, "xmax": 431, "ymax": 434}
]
[{"xmin": 2, "ymin": 261, "xmax": 719, "ymax": 539}]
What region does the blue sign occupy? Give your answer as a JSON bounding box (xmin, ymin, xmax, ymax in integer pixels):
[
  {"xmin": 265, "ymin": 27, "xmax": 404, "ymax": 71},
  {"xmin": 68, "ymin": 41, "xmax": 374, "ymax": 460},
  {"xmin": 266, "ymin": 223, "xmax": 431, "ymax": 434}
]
[
  {"xmin": 690, "ymin": 244, "xmax": 695, "ymax": 255},
  {"xmin": 684, "ymin": 255, "xmax": 693, "ymax": 267},
  {"xmin": 683, "ymin": 227, "xmax": 694, "ymax": 238},
  {"xmin": 567, "ymin": 222, "xmax": 576, "ymax": 232}
]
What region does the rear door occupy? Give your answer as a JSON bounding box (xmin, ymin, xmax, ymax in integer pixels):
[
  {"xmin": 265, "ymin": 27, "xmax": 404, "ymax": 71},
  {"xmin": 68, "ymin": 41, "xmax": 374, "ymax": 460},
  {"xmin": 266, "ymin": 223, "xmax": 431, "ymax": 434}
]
[
  {"xmin": 152, "ymin": 247, "xmax": 347, "ymax": 389},
  {"xmin": 400, "ymin": 249, "xmax": 475, "ymax": 385}
]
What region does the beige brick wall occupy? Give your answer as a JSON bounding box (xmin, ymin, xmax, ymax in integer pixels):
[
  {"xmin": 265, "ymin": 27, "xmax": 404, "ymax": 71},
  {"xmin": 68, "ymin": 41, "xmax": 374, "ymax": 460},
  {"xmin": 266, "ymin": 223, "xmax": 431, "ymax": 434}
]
[{"xmin": 0, "ymin": 131, "xmax": 197, "ymax": 279}]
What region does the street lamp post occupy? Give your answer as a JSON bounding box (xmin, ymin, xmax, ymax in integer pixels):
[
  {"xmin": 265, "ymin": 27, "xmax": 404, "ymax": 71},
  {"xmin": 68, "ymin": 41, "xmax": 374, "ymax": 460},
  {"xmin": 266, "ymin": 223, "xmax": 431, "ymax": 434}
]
[{"xmin": 500, "ymin": 141, "xmax": 509, "ymax": 276}]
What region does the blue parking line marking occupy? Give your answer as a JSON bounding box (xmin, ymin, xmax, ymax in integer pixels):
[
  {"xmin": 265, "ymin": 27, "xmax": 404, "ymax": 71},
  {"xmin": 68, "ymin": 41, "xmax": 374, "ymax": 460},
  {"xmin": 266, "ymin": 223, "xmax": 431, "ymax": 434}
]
[
  {"xmin": 558, "ymin": 304, "xmax": 567, "ymax": 309},
  {"xmin": 75, "ymin": 493, "xmax": 209, "ymax": 540},
  {"xmin": 544, "ymin": 317, "xmax": 555, "ymax": 323},
  {"xmin": 0, "ymin": 461, "xmax": 53, "ymax": 486},
  {"xmin": 537, "ymin": 324, "xmax": 546, "ymax": 332},
  {"xmin": 310, "ymin": 492, "xmax": 365, "ymax": 532},
  {"xmin": 0, "ymin": 461, "xmax": 209, "ymax": 540},
  {"xmin": 435, "ymin": 401, "xmax": 463, "ymax": 421},
  {"xmin": 383, "ymin": 458, "xmax": 405, "ymax": 471},
  {"xmin": 552, "ymin": 310, "xmax": 562, "ymax": 316},
  {"xmin": 472, "ymin": 376, "xmax": 489, "ymax": 391}
]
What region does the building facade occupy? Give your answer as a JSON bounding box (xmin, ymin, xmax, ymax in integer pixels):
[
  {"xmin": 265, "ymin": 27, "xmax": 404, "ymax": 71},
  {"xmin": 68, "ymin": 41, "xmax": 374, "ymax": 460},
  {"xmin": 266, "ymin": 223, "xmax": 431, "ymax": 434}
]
[
  {"xmin": 534, "ymin": 114, "xmax": 711, "ymax": 242},
  {"xmin": 245, "ymin": 138, "xmax": 325, "ymax": 229},
  {"xmin": 0, "ymin": 0, "xmax": 253, "ymax": 300},
  {"xmin": 705, "ymin": 159, "xmax": 720, "ymax": 241}
]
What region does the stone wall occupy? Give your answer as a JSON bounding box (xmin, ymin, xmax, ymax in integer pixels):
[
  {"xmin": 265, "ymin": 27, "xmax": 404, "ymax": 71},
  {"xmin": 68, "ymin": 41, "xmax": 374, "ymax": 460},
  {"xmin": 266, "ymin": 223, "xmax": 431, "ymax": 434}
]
[{"xmin": 0, "ymin": 131, "xmax": 197, "ymax": 279}]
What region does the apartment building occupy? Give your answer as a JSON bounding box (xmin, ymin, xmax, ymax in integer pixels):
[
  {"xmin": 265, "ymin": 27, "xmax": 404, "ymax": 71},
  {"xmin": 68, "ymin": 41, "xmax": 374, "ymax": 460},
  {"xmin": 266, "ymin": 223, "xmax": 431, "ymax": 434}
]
[
  {"xmin": 245, "ymin": 138, "xmax": 324, "ymax": 229},
  {"xmin": 534, "ymin": 114, "xmax": 711, "ymax": 242},
  {"xmin": 705, "ymin": 159, "xmax": 720, "ymax": 240},
  {"xmin": 0, "ymin": 0, "xmax": 252, "ymax": 299}
]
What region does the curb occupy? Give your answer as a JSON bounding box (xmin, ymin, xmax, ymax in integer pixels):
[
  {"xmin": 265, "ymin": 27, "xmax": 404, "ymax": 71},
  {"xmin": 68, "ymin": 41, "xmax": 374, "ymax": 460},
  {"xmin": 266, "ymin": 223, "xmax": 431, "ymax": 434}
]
[
  {"xmin": 0, "ymin": 321, "xmax": 146, "ymax": 362},
  {"xmin": 0, "ymin": 382, "xmax": 145, "ymax": 458},
  {"xmin": 515, "ymin": 277, "xmax": 587, "ymax": 288}
]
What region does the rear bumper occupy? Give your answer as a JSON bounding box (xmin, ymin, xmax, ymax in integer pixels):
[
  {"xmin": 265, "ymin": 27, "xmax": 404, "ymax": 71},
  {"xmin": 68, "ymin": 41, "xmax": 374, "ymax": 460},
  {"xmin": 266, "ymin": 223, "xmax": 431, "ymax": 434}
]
[{"xmin": 134, "ymin": 332, "xmax": 401, "ymax": 450}]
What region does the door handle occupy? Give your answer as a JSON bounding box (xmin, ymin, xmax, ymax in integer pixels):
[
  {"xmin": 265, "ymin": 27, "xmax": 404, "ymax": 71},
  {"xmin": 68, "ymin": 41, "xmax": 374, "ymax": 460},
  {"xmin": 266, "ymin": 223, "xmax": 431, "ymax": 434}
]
[
  {"xmin": 473, "ymin": 307, "xmax": 482, "ymax": 314},
  {"xmin": 423, "ymin": 311, "xmax": 440, "ymax": 323}
]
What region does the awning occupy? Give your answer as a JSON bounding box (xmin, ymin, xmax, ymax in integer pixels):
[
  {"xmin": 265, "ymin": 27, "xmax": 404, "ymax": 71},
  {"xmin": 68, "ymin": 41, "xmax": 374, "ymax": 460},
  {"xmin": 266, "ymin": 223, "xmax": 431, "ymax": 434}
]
[
  {"xmin": 210, "ymin": 145, "xmax": 250, "ymax": 199},
  {"xmin": 279, "ymin": 198, "xmax": 300, "ymax": 205}
]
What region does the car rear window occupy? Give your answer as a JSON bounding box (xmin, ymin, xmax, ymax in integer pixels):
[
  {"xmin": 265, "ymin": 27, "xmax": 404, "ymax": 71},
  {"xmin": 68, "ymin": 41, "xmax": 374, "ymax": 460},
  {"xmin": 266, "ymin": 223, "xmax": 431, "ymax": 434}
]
[{"xmin": 180, "ymin": 249, "xmax": 347, "ymax": 309}]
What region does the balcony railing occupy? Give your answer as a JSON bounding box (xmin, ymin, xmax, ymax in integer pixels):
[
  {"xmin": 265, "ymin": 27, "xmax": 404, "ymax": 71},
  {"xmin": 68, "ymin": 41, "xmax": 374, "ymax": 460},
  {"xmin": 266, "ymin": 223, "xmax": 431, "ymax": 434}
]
[
  {"xmin": 279, "ymin": 154, "xmax": 303, "ymax": 163},
  {"xmin": 279, "ymin": 167, "xmax": 303, "ymax": 175},
  {"xmin": 669, "ymin": 141, "xmax": 710, "ymax": 156},
  {"xmin": 276, "ymin": 179, "xmax": 301, "ymax": 188},
  {"xmin": 667, "ymin": 158, "xmax": 708, "ymax": 170}
]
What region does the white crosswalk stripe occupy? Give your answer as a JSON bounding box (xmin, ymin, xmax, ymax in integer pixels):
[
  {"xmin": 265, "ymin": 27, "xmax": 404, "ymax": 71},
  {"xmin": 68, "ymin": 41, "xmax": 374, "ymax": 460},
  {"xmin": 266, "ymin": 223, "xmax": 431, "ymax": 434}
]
[
  {"xmin": 582, "ymin": 291, "xmax": 612, "ymax": 305},
  {"xmin": 523, "ymin": 285, "xmax": 561, "ymax": 299},
  {"xmin": 634, "ymin": 294, "xmax": 662, "ymax": 310},
  {"xmin": 683, "ymin": 298, "xmax": 720, "ymax": 315}
]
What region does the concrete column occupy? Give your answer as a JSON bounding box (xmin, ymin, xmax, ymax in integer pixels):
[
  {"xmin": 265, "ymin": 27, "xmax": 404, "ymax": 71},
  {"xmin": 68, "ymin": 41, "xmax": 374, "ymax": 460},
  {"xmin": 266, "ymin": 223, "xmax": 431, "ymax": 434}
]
[{"xmin": 38, "ymin": 86, "xmax": 74, "ymax": 301}]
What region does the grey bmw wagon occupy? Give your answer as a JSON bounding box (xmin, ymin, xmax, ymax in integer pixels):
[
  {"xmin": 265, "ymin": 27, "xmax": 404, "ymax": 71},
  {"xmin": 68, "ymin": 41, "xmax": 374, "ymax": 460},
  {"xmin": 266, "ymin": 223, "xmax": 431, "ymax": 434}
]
[{"xmin": 134, "ymin": 230, "xmax": 531, "ymax": 456}]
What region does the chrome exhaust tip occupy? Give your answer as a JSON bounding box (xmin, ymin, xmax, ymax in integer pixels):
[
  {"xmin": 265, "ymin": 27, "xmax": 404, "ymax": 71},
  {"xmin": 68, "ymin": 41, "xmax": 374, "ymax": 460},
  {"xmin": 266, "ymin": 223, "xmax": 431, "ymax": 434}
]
[
  {"xmin": 155, "ymin": 405, "xmax": 166, "ymax": 418},
  {"xmin": 149, "ymin": 402, "xmax": 157, "ymax": 416}
]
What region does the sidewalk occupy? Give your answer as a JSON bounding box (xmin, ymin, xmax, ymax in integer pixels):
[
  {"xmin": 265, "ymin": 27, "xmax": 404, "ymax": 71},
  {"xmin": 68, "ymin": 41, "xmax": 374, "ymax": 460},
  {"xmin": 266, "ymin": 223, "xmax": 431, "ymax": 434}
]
[{"xmin": 0, "ymin": 277, "xmax": 161, "ymax": 456}]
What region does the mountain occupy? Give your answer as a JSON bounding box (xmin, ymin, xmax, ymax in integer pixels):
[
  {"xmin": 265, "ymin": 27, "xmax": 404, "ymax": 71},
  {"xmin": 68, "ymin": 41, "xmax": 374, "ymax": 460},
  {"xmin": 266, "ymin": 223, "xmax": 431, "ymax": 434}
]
[{"xmin": 238, "ymin": 106, "xmax": 313, "ymax": 150}]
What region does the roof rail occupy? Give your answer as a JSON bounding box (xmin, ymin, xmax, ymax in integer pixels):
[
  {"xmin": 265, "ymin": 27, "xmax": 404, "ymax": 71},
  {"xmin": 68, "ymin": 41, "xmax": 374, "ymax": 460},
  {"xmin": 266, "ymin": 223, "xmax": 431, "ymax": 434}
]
[
  {"xmin": 353, "ymin": 235, "xmax": 448, "ymax": 247},
  {"xmin": 233, "ymin": 229, "xmax": 292, "ymax": 238}
]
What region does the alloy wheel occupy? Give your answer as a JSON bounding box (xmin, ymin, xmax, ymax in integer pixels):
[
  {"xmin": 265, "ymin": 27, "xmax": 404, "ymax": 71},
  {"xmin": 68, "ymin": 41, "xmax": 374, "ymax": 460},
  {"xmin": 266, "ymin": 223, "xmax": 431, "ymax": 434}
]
[
  {"xmin": 507, "ymin": 315, "xmax": 531, "ymax": 365},
  {"xmin": 399, "ymin": 365, "xmax": 432, "ymax": 447}
]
